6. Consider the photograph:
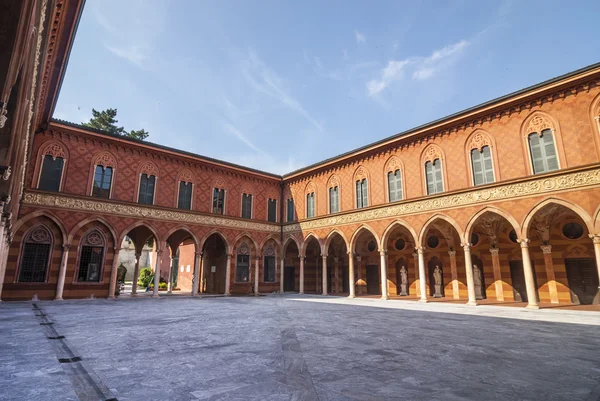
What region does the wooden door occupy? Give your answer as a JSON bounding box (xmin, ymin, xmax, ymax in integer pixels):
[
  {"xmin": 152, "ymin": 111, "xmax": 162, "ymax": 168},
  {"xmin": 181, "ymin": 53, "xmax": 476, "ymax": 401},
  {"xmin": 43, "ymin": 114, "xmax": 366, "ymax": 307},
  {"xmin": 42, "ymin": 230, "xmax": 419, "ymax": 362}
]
[
  {"xmin": 366, "ymin": 265, "xmax": 380, "ymax": 295},
  {"xmin": 509, "ymin": 260, "xmax": 538, "ymax": 302},
  {"xmin": 565, "ymin": 259, "xmax": 599, "ymax": 305}
]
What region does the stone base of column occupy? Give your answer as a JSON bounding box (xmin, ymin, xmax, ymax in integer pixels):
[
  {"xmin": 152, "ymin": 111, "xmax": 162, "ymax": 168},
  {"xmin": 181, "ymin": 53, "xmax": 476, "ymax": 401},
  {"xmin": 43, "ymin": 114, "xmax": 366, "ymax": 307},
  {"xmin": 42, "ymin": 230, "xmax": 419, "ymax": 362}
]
[
  {"xmin": 107, "ymin": 295, "xmax": 116, "ymax": 300},
  {"xmin": 526, "ymin": 304, "xmax": 540, "ymax": 310},
  {"xmin": 418, "ymin": 298, "xmax": 428, "ymax": 303},
  {"xmin": 254, "ymin": 292, "xmax": 259, "ymax": 296},
  {"xmin": 152, "ymin": 294, "xmax": 160, "ymax": 298},
  {"xmin": 347, "ymin": 294, "xmax": 355, "ymax": 299},
  {"xmin": 380, "ymin": 295, "xmax": 389, "ymax": 300},
  {"xmin": 54, "ymin": 297, "xmax": 63, "ymax": 301},
  {"xmin": 466, "ymin": 300, "xmax": 477, "ymax": 306}
]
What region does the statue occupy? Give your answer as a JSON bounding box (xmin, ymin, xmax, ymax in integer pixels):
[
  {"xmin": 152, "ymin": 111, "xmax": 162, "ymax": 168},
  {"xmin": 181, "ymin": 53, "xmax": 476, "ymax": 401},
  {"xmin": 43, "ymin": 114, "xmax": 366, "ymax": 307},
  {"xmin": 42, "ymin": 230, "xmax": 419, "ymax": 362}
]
[
  {"xmin": 473, "ymin": 264, "xmax": 484, "ymax": 299},
  {"xmin": 433, "ymin": 265, "xmax": 443, "ymax": 297},
  {"xmin": 399, "ymin": 266, "xmax": 408, "ymax": 296}
]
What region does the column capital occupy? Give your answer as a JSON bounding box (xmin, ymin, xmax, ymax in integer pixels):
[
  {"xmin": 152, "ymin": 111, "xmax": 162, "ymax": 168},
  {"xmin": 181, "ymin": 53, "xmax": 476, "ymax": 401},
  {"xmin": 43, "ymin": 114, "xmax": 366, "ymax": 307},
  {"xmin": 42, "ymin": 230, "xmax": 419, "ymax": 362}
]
[
  {"xmin": 226, "ymin": 253, "xmax": 233, "ymax": 259},
  {"xmin": 415, "ymin": 246, "xmax": 424, "ymax": 254},
  {"xmin": 460, "ymin": 242, "xmax": 471, "ymax": 251},
  {"xmin": 540, "ymin": 244, "xmax": 552, "ymax": 254},
  {"xmin": 321, "ymin": 253, "xmax": 328, "ymax": 258},
  {"xmin": 589, "ymin": 234, "xmax": 600, "ymax": 244},
  {"xmin": 448, "ymin": 250, "xmax": 456, "ymax": 257},
  {"xmin": 194, "ymin": 251, "xmax": 202, "ymax": 257},
  {"xmin": 356, "ymin": 255, "xmax": 362, "ymax": 262},
  {"xmin": 346, "ymin": 251, "xmax": 354, "ymax": 257},
  {"xmin": 156, "ymin": 249, "xmax": 164, "ymax": 255},
  {"xmin": 379, "ymin": 249, "xmax": 387, "ymax": 256},
  {"xmin": 517, "ymin": 238, "xmax": 530, "ymax": 248},
  {"xmin": 595, "ymin": 115, "xmax": 600, "ymax": 121},
  {"xmin": 489, "ymin": 248, "xmax": 500, "ymax": 256},
  {"xmin": 135, "ymin": 251, "xmax": 142, "ymax": 257},
  {"xmin": 113, "ymin": 247, "xmax": 122, "ymax": 252},
  {"xmin": 333, "ymin": 257, "xmax": 339, "ymax": 263},
  {"xmin": 298, "ymin": 254, "xmax": 305, "ymax": 260},
  {"xmin": 62, "ymin": 244, "xmax": 71, "ymax": 252},
  {"xmin": 254, "ymin": 255, "xmax": 261, "ymax": 261}
]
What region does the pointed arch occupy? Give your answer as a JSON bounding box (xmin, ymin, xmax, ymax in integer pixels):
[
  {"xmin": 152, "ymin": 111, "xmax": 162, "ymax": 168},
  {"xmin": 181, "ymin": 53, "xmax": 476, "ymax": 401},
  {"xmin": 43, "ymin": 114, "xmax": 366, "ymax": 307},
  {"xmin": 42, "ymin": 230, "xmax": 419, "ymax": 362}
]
[
  {"xmin": 68, "ymin": 217, "xmax": 118, "ymax": 246},
  {"xmin": 259, "ymin": 235, "xmax": 281, "ymax": 258},
  {"xmin": 464, "ymin": 129, "xmax": 501, "ymax": 184},
  {"xmin": 594, "ymin": 203, "xmax": 600, "ymax": 234},
  {"xmin": 353, "ymin": 165, "xmax": 371, "ymax": 208},
  {"xmin": 520, "ymin": 110, "xmax": 566, "ymax": 174},
  {"xmin": 13, "ymin": 211, "xmax": 67, "ymax": 244},
  {"xmin": 381, "ymin": 219, "xmax": 419, "ymax": 249},
  {"xmin": 164, "ymin": 226, "xmax": 200, "ymax": 254},
  {"xmin": 200, "ymin": 229, "xmax": 230, "ymax": 253},
  {"xmin": 350, "ymin": 224, "xmax": 381, "ymax": 253},
  {"xmin": 418, "ymin": 213, "xmax": 464, "ymax": 247},
  {"xmin": 231, "ymin": 232, "xmax": 259, "ymax": 255},
  {"xmin": 301, "ymin": 232, "xmax": 323, "ymax": 256},
  {"xmin": 420, "ymin": 143, "xmax": 448, "ymax": 195},
  {"xmin": 32, "ymin": 139, "xmax": 69, "ymax": 190},
  {"xmin": 323, "ymin": 228, "xmax": 349, "ymax": 252},
  {"xmin": 87, "ymin": 150, "xmax": 118, "ymax": 198},
  {"xmin": 118, "ymin": 221, "xmax": 161, "ymax": 248},
  {"xmin": 384, "ymin": 156, "xmax": 406, "ymax": 202},
  {"xmin": 589, "ymin": 92, "xmax": 600, "ymax": 160},
  {"xmin": 464, "ymin": 206, "xmax": 521, "ymax": 243},
  {"xmin": 134, "ymin": 161, "xmax": 160, "ymax": 203},
  {"xmin": 522, "ymin": 197, "xmax": 594, "ymax": 237},
  {"xmin": 283, "ymin": 235, "xmax": 301, "ymax": 254},
  {"xmin": 304, "ymin": 181, "xmax": 317, "ymax": 218}
]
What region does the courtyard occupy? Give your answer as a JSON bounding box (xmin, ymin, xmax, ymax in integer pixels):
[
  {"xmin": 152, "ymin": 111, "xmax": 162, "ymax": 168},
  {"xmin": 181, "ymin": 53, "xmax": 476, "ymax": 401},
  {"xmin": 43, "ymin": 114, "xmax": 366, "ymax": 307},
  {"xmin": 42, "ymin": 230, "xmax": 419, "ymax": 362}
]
[{"xmin": 1, "ymin": 295, "xmax": 600, "ymax": 401}]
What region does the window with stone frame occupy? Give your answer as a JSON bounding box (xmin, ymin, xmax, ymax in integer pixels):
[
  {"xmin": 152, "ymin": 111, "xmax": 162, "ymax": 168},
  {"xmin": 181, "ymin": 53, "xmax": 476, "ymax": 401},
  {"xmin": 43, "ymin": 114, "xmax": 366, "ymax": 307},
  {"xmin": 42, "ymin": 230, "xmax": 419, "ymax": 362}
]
[
  {"xmin": 528, "ymin": 129, "xmax": 559, "ymax": 174},
  {"xmin": 77, "ymin": 230, "xmax": 105, "ymax": 282},
  {"xmin": 287, "ymin": 199, "xmax": 295, "ymax": 222},
  {"xmin": 242, "ymin": 193, "xmax": 252, "ymax": 219},
  {"xmin": 38, "ymin": 155, "xmax": 64, "ymax": 192},
  {"xmin": 236, "ymin": 243, "xmax": 250, "ymax": 282},
  {"xmin": 92, "ymin": 165, "xmax": 113, "ymax": 199},
  {"xmin": 356, "ymin": 179, "xmax": 368, "ymax": 208},
  {"xmin": 178, "ymin": 181, "xmax": 193, "ymax": 210},
  {"xmin": 425, "ymin": 159, "xmax": 443, "ymax": 195},
  {"xmin": 18, "ymin": 226, "xmax": 53, "ymax": 283},
  {"xmin": 213, "ymin": 188, "xmax": 225, "ymax": 214},
  {"xmin": 387, "ymin": 169, "xmax": 403, "ymax": 202},
  {"xmin": 267, "ymin": 198, "xmax": 277, "ymax": 222},
  {"xmin": 138, "ymin": 173, "xmax": 156, "ymax": 205},
  {"xmin": 306, "ymin": 192, "xmax": 315, "ymax": 218},
  {"xmin": 470, "ymin": 146, "xmax": 495, "ymax": 186},
  {"xmin": 329, "ymin": 186, "xmax": 339, "ymax": 213}
]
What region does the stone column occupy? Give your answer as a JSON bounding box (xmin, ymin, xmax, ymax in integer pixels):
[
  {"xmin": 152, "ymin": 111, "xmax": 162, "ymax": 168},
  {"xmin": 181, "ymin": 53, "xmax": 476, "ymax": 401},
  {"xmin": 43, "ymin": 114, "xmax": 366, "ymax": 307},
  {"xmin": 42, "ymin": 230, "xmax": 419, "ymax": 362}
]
[
  {"xmin": 131, "ymin": 252, "xmax": 141, "ymax": 295},
  {"xmin": 199, "ymin": 253, "xmax": 206, "ymax": 293},
  {"xmin": 348, "ymin": 252, "xmax": 355, "ymax": 298},
  {"xmin": 153, "ymin": 249, "xmax": 162, "ymax": 297},
  {"xmin": 167, "ymin": 255, "xmax": 173, "ymax": 293},
  {"xmin": 334, "ymin": 257, "xmax": 340, "ymax": 293},
  {"xmin": 541, "ymin": 245, "xmax": 559, "ymax": 304},
  {"xmin": 448, "ymin": 250, "xmax": 459, "ymax": 299},
  {"xmin": 254, "ymin": 256, "xmax": 260, "ymax": 295},
  {"xmin": 55, "ymin": 244, "xmax": 71, "ymax": 300},
  {"xmin": 489, "ymin": 248, "xmax": 504, "ymax": 301},
  {"xmin": 224, "ymin": 253, "xmax": 232, "ymax": 296},
  {"xmin": 518, "ymin": 239, "xmax": 539, "ymax": 309},
  {"xmin": 413, "ymin": 251, "xmax": 420, "ymax": 297},
  {"xmin": 590, "ymin": 235, "xmax": 600, "ymax": 298},
  {"xmin": 299, "ymin": 255, "xmax": 305, "ymax": 294},
  {"xmin": 321, "ymin": 254, "xmax": 328, "ymax": 295},
  {"xmin": 462, "ymin": 243, "xmax": 477, "ymax": 306},
  {"xmin": 0, "ymin": 220, "xmax": 6, "ymax": 300},
  {"xmin": 356, "ymin": 256, "xmax": 363, "ymax": 296},
  {"xmin": 279, "ymin": 257, "xmax": 284, "ymax": 293},
  {"xmin": 316, "ymin": 257, "xmax": 320, "ymax": 293},
  {"xmin": 379, "ymin": 250, "xmax": 389, "ymax": 300},
  {"xmin": 416, "ymin": 247, "xmax": 427, "ymax": 303},
  {"xmin": 108, "ymin": 247, "xmax": 121, "ymax": 299},
  {"xmin": 192, "ymin": 252, "xmax": 201, "ymax": 296}
]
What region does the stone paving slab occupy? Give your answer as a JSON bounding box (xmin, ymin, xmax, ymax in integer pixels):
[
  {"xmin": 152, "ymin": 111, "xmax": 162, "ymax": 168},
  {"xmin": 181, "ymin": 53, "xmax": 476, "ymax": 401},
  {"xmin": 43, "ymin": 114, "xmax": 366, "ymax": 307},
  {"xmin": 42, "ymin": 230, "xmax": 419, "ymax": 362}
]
[{"xmin": 1, "ymin": 295, "xmax": 599, "ymax": 400}]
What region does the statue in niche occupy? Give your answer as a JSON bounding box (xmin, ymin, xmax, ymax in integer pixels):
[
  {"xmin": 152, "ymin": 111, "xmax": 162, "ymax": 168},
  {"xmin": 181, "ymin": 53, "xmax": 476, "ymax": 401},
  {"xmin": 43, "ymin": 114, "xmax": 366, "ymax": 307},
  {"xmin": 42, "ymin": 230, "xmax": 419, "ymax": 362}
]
[
  {"xmin": 399, "ymin": 266, "xmax": 408, "ymax": 296},
  {"xmin": 473, "ymin": 264, "xmax": 484, "ymax": 300},
  {"xmin": 433, "ymin": 265, "xmax": 443, "ymax": 298}
]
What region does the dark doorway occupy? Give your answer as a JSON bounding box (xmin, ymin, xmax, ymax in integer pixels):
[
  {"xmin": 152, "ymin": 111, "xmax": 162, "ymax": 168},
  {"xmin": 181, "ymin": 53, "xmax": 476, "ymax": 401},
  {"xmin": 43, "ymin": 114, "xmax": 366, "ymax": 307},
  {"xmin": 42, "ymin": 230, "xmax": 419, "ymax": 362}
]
[
  {"xmin": 471, "ymin": 254, "xmax": 486, "ymax": 300},
  {"xmin": 428, "ymin": 257, "xmax": 444, "ymax": 297},
  {"xmin": 203, "ymin": 234, "xmax": 227, "ymax": 294},
  {"xmin": 284, "ymin": 266, "xmax": 295, "ymax": 292},
  {"xmin": 509, "ymin": 260, "xmax": 538, "ymax": 302},
  {"xmin": 327, "ymin": 266, "xmax": 332, "ymax": 293},
  {"xmin": 565, "ymin": 259, "xmax": 599, "ymax": 305},
  {"xmin": 342, "ymin": 265, "xmax": 349, "ymax": 293},
  {"xmin": 366, "ymin": 265, "xmax": 380, "ymax": 295}
]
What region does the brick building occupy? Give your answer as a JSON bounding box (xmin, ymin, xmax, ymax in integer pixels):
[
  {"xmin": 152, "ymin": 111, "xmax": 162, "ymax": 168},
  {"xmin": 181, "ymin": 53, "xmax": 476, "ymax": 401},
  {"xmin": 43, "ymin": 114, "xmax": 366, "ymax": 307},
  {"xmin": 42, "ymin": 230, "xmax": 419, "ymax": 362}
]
[{"xmin": 1, "ymin": 1, "xmax": 600, "ymax": 308}]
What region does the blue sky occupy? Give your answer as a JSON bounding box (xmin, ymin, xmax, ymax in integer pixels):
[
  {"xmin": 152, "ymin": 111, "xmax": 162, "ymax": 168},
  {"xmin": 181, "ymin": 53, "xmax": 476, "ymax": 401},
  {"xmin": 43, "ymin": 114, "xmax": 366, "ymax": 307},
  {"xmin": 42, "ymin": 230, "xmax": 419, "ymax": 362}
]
[{"xmin": 54, "ymin": 0, "xmax": 600, "ymax": 175}]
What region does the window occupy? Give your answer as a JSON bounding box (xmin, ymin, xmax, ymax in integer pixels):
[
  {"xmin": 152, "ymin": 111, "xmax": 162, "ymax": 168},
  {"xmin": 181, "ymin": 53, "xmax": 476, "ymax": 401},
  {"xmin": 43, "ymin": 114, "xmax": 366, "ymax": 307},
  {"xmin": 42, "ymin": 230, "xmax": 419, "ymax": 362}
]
[
  {"xmin": 18, "ymin": 226, "xmax": 52, "ymax": 283},
  {"xmin": 425, "ymin": 159, "xmax": 443, "ymax": 195},
  {"xmin": 212, "ymin": 188, "xmax": 225, "ymax": 214},
  {"xmin": 329, "ymin": 186, "xmax": 339, "ymax": 213},
  {"xmin": 287, "ymin": 199, "xmax": 295, "ymax": 222},
  {"xmin": 268, "ymin": 199, "xmax": 277, "ymax": 222},
  {"xmin": 471, "ymin": 146, "xmax": 494, "ymax": 186},
  {"xmin": 38, "ymin": 155, "xmax": 64, "ymax": 192},
  {"xmin": 528, "ymin": 129, "xmax": 559, "ymax": 174},
  {"xmin": 306, "ymin": 192, "xmax": 315, "ymax": 218},
  {"xmin": 387, "ymin": 170, "xmax": 403, "ymax": 202},
  {"xmin": 241, "ymin": 193, "xmax": 252, "ymax": 219},
  {"xmin": 356, "ymin": 179, "xmax": 368, "ymax": 208},
  {"xmin": 78, "ymin": 230, "xmax": 105, "ymax": 282},
  {"xmin": 264, "ymin": 255, "xmax": 276, "ymax": 282},
  {"xmin": 138, "ymin": 174, "xmax": 156, "ymax": 205},
  {"xmin": 92, "ymin": 165, "xmax": 113, "ymax": 199},
  {"xmin": 236, "ymin": 254, "xmax": 250, "ymax": 282},
  {"xmin": 178, "ymin": 181, "xmax": 192, "ymax": 210}
]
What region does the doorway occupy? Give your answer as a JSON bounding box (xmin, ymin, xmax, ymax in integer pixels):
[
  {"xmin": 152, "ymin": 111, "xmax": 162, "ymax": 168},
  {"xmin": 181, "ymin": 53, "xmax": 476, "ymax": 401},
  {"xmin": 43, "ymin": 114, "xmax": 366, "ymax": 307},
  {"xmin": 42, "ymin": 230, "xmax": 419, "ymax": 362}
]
[
  {"xmin": 284, "ymin": 266, "xmax": 295, "ymax": 292},
  {"xmin": 565, "ymin": 259, "xmax": 599, "ymax": 305},
  {"xmin": 366, "ymin": 265, "xmax": 380, "ymax": 295}
]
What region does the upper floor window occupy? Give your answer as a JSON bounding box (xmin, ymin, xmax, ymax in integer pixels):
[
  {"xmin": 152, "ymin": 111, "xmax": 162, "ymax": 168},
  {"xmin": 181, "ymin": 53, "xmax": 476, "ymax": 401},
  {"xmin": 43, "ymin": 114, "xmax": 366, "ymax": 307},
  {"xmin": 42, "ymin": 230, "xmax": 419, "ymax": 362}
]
[
  {"xmin": 356, "ymin": 179, "xmax": 368, "ymax": 208},
  {"xmin": 77, "ymin": 230, "xmax": 105, "ymax": 282},
  {"xmin": 38, "ymin": 155, "xmax": 64, "ymax": 192},
  {"xmin": 425, "ymin": 159, "xmax": 443, "ymax": 195},
  {"xmin": 18, "ymin": 226, "xmax": 52, "ymax": 283},
  {"xmin": 471, "ymin": 146, "xmax": 495, "ymax": 186},
  {"xmin": 178, "ymin": 181, "xmax": 192, "ymax": 210},
  {"xmin": 306, "ymin": 192, "xmax": 315, "ymax": 218},
  {"xmin": 329, "ymin": 186, "xmax": 339, "ymax": 213},
  {"xmin": 92, "ymin": 165, "xmax": 113, "ymax": 199},
  {"xmin": 242, "ymin": 193, "xmax": 252, "ymax": 219},
  {"xmin": 287, "ymin": 199, "xmax": 295, "ymax": 222},
  {"xmin": 138, "ymin": 174, "xmax": 156, "ymax": 205},
  {"xmin": 267, "ymin": 199, "xmax": 277, "ymax": 222},
  {"xmin": 528, "ymin": 129, "xmax": 559, "ymax": 174},
  {"xmin": 387, "ymin": 170, "xmax": 403, "ymax": 202},
  {"xmin": 213, "ymin": 188, "xmax": 225, "ymax": 214}
]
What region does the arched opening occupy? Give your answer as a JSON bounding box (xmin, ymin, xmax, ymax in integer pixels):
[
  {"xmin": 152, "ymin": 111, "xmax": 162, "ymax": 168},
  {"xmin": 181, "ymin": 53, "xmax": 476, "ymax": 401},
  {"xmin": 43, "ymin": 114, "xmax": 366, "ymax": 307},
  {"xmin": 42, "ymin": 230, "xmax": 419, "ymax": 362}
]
[
  {"xmin": 352, "ymin": 227, "xmax": 380, "ymax": 296},
  {"xmin": 383, "ymin": 222, "xmax": 417, "ymax": 297},
  {"xmin": 201, "ymin": 233, "xmax": 228, "ymax": 294},
  {"xmin": 325, "ymin": 232, "xmax": 348, "ymax": 295},
  {"xmin": 260, "ymin": 238, "xmax": 280, "ymax": 294},
  {"xmin": 283, "ymin": 238, "xmax": 300, "ymax": 292},
  {"xmin": 525, "ymin": 203, "xmax": 598, "ymax": 305},
  {"xmin": 119, "ymin": 224, "xmax": 159, "ymax": 296},
  {"xmin": 165, "ymin": 228, "xmax": 198, "ymax": 294},
  {"xmin": 304, "ymin": 236, "xmax": 322, "ymax": 294}
]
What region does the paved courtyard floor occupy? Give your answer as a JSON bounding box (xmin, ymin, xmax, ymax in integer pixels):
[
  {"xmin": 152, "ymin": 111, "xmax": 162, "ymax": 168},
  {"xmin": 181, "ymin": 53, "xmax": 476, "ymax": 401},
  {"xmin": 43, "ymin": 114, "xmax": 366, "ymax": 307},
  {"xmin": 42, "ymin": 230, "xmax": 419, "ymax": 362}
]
[{"xmin": 1, "ymin": 295, "xmax": 600, "ymax": 401}]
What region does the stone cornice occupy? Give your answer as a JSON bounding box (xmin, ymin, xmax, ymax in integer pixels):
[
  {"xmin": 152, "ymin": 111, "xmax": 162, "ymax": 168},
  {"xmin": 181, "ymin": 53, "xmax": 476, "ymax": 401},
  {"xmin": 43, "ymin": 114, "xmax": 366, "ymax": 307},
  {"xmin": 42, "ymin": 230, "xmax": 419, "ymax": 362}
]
[
  {"xmin": 22, "ymin": 191, "xmax": 280, "ymax": 234},
  {"xmin": 283, "ymin": 166, "xmax": 600, "ymax": 232}
]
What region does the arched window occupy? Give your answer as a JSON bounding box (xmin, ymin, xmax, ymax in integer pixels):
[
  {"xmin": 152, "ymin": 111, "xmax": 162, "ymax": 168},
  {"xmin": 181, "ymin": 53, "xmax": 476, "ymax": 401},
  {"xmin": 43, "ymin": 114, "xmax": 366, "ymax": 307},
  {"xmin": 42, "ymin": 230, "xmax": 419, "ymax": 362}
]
[
  {"xmin": 241, "ymin": 193, "xmax": 252, "ymax": 219},
  {"xmin": 263, "ymin": 245, "xmax": 276, "ymax": 282},
  {"xmin": 235, "ymin": 242, "xmax": 250, "ymax": 282},
  {"xmin": 306, "ymin": 192, "xmax": 315, "ymax": 218},
  {"xmin": 39, "ymin": 155, "xmax": 64, "ymax": 192},
  {"xmin": 77, "ymin": 230, "xmax": 105, "ymax": 282},
  {"xmin": 18, "ymin": 226, "xmax": 53, "ymax": 282},
  {"xmin": 267, "ymin": 198, "xmax": 277, "ymax": 222},
  {"xmin": 425, "ymin": 159, "xmax": 443, "ymax": 195},
  {"xmin": 356, "ymin": 179, "xmax": 368, "ymax": 208},
  {"xmin": 528, "ymin": 129, "xmax": 559, "ymax": 174},
  {"xmin": 93, "ymin": 165, "xmax": 113, "ymax": 199},
  {"xmin": 178, "ymin": 181, "xmax": 193, "ymax": 209},
  {"xmin": 212, "ymin": 188, "xmax": 225, "ymax": 214},
  {"xmin": 329, "ymin": 186, "xmax": 339, "ymax": 213},
  {"xmin": 286, "ymin": 198, "xmax": 295, "ymax": 222},
  {"xmin": 387, "ymin": 170, "xmax": 403, "ymax": 202},
  {"xmin": 138, "ymin": 174, "xmax": 156, "ymax": 204},
  {"xmin": 470, "ymin": 146, "xmax": 495, "ymax": 185}
]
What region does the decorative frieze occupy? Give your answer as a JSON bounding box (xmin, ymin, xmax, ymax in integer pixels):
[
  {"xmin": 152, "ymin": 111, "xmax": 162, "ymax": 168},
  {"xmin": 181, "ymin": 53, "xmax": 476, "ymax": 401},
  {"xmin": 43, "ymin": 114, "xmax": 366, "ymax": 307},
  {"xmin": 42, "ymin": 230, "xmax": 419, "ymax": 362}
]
[
  {"xmin": 283, "ymin": 167, "xmax": 600, "ymax": 232},
  {"xmin": 22, "ymin": 192, "xmax": 280, "ymax": 233}
]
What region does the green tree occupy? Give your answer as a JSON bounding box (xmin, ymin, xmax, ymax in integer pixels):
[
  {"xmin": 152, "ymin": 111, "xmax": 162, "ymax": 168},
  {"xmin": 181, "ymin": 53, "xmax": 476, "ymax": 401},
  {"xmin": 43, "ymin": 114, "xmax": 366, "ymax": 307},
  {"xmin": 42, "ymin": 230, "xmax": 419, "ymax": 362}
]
[{"xmin": 82, "ymin": 108, "xmax": 149, "ymax": 140}]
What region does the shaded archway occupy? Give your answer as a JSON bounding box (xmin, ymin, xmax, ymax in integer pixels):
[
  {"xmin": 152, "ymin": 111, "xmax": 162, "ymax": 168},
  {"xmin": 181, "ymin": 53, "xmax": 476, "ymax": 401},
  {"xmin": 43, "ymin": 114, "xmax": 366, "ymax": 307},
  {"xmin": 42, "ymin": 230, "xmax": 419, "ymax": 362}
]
[
  {"xmin": 259, "ymin": 236, "xmax": 281, "ymax": 294},
  {"xmin": 119, "ymin": 223, "xmax": 160, "ymax": 296},
  {"xmin": 282, "ymin": 237, "xmax": 300, "ymax": 292},
  {"xmin": 165, "ymin": 228, "xmax": 199, "ymax": 294},
  {"xmin": 303, "ymin": 234, "xmax": 322, "ymax": 294},
  {"xmin": 351, "ymin": 226, "xmax": 381, "ymax": 296},
  {"xmin": 201, "ymin": 232, "xmax": 229, "ymax": 295},
  {"xmin": 324, "ymin": 231, "xmax": 349, "ymax": 295},
  {"xmin": 382, "ymin": 221, "xmax": 418, "ymax": 297},
  {"xmin": 231, "ymin": 234, "xmax": 258, "ymax": 295}
]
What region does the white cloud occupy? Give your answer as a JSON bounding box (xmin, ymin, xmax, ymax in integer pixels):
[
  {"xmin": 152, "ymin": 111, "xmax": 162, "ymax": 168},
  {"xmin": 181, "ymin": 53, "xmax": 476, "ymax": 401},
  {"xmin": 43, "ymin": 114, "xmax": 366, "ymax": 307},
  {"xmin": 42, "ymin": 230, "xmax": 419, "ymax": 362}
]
[
  {"xmin": 366, "ymin": 39, "xmax": 470, "ymax": 96},
  {"xmin": 105, "ymin": 44, "xmax": 150, "ymax": 68},
  {"xmin": 222, "ymin": 121, "xmax": 265, "ymax": 155},
  {"xmin": 355, "ymin": 30, "xmax": 366, "ymax": 44}
]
